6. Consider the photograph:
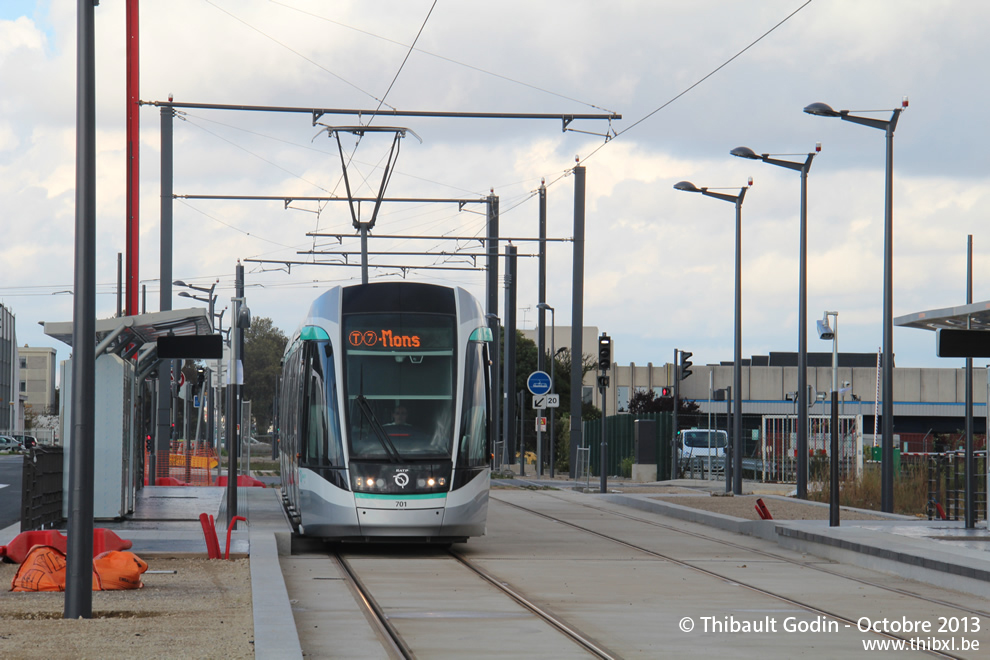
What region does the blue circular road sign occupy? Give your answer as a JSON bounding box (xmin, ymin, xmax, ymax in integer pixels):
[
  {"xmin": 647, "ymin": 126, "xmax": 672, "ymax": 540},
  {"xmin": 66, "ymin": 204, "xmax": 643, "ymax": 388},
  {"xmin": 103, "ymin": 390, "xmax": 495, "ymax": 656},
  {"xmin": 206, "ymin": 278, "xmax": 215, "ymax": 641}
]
[{"xmin": 527, "ymin": 371, "xmax": 553, "ymax": 395}]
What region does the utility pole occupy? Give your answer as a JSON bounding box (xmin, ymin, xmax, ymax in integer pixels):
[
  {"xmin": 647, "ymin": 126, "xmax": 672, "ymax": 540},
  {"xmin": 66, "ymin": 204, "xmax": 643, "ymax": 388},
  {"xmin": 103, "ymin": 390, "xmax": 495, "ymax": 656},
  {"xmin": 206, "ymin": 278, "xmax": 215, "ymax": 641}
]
[
  {"xmin": 504, "ymin": 246, "xmax": 518, "ymax": 472},
  {"xmin": 569, "ymin": 164, "xmax": 586, "ymax": 478},
  {"xmin": 537, "ymin": 181, "xmax": 547, "ymax": 475}
]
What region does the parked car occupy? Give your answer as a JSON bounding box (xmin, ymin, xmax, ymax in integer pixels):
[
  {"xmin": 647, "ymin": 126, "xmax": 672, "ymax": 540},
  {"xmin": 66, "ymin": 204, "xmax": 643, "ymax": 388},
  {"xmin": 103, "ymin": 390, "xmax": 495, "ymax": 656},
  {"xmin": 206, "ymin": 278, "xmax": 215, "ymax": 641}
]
[
  {"xmin": 12, "ymin": 434, "xmax": 37, "ymax": 450},
  {"xmin": 0, "ymin": 435, "xmax": 22, "ymax": 452}
]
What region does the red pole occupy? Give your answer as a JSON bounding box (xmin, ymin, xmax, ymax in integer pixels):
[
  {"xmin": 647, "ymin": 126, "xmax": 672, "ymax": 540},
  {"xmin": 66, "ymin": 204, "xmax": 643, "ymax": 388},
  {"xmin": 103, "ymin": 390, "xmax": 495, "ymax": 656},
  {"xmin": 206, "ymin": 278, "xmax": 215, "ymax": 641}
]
[{"xmin": 125, "ymin": 0, "xmax": 139, "ymax": 315}]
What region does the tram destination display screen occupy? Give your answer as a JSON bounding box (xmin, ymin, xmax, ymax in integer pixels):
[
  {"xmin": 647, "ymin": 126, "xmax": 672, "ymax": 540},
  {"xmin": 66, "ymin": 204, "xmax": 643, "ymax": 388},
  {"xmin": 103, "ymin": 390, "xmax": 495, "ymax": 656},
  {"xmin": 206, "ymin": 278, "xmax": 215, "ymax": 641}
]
[
  {"xmin": 343, "ymin": 313, "xmax": 456, "ymax": 459},
  {"xmin": 343, "ymin": 313, "xmax": 455, "ymax": 400}
]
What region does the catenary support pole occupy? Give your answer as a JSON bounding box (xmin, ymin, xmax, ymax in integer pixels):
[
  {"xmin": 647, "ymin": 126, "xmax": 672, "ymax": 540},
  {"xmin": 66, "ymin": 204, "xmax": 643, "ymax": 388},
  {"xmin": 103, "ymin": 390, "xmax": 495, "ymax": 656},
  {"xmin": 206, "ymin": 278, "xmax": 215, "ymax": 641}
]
[
  {"xmin": 226, "ymin": 263, "xmax": 244, "ymax": 525},
  {"xmin": 486, "ymin": 195, "xmax": 502, "ymax": 467},
  {"xmin": 503, "ymin": 246, "xmax": 517, "ymax": 469},
  {"xmin": 537, "ymin": 182, "xmax": 547, "ymax": 475},
  {"xmin": 154, "ymin": 104, "xmax": 174, "ymax": 484},
  {"xmin": 569, "ymin": 165, "xmax": 586, "ymax": 478},
  {"xmin": 125, "ymin": 0, "xmax": 139, "ymax": 315},
  {"xmin": 65, "ymin": 0, "xmax": 97, "ymax": 620}
]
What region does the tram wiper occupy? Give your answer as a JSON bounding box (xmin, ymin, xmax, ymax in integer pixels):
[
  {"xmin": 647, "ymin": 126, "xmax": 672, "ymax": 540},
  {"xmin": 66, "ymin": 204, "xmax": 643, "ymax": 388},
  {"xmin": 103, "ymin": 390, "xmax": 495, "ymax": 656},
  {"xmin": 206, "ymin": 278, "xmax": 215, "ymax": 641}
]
[{"xmin": 355, "ymin": 395, "xmax": 403, "ymax": 463}]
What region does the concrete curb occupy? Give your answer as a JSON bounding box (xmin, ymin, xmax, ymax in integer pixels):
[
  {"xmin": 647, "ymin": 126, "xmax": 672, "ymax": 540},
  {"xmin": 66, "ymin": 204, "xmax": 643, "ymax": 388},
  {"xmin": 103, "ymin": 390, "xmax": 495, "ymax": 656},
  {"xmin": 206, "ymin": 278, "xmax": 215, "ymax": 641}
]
[
  {"xmin": 250, "ymin": 528, "xmax": 303, "ymax": 660},
  {"xmin": 600, "ymin": 492, "xmax": 990, "ymax": 597}
]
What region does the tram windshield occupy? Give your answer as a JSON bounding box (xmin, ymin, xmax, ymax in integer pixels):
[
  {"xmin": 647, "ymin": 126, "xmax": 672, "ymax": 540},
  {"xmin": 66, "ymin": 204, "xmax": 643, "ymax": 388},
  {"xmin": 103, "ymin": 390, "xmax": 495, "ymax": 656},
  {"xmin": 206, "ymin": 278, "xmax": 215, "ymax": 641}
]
[{"xmin": 343, "ymin": 313, "xmax": 456, "ymax": 460}]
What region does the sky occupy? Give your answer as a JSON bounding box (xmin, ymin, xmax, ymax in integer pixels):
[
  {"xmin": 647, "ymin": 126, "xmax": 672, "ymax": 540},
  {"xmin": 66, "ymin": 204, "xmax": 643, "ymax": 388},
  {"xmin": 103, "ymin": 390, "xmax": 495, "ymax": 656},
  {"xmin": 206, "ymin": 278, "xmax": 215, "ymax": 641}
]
[{"xmin": 3, "ymin": 0, "xmax": 990, "ymax": 381}]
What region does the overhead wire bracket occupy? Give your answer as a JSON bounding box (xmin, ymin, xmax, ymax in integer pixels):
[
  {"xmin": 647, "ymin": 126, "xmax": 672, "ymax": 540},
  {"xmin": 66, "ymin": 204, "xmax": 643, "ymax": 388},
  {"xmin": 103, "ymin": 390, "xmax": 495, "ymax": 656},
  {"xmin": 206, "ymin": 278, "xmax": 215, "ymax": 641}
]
[{"xmin": 313, "ymin": 124, "xmax": 422, "ymax": 233}]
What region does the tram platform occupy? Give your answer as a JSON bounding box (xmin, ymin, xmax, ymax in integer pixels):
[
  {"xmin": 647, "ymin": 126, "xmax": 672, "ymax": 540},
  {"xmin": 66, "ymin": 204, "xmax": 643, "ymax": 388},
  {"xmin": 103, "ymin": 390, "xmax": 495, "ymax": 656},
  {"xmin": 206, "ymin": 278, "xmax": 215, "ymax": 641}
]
[
  {"xmin": 4, "ymin": 478, "xmax": 990, "ymax": 658},
  {"xmin": 1, "ymin": 485, "xmax": 302, "ymax": 659}
]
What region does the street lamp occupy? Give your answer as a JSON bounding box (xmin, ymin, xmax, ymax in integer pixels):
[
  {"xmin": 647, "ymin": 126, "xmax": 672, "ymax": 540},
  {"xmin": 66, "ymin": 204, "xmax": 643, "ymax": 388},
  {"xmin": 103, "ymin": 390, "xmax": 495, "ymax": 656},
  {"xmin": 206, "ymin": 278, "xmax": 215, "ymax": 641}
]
[
  {"xmin": 804, "ymin": 98, "xmax": 906, "ymax": 513},
  {"xmin": 818, "ymin": 310, "xmax": 839, "ymax": 526},
  {"xmin": 730, "ymin": 144, "xmax": 818, "ymax": 500},
  {"xmin": 536, "ymin": 302, "xmax": 556, "ymax": 477},
  {"xmin": 674, "ymin": 179, "xmax": 749, "ymax": 494},
  {"xmin": 175, "ymin": 279, "xmax": 221, "ymax": 454},
  {"xmin": 174, "ymin": 279, "xmax": 218, "ymax": 331}
]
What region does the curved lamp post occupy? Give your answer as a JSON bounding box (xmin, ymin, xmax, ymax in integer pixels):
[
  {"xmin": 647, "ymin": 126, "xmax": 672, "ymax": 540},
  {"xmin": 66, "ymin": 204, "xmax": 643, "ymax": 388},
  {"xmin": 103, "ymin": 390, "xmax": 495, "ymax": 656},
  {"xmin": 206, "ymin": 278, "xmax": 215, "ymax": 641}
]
[
  {"xmin": 674, "ymin": 180, "xmax": 749, "ymax": 494},
  {"xmin": 730, "ymin": 145, "xmax": 817, "ymax": 499},
  {"xmin": 804, "ymin": 100, "xmax": 905, "ymax": 513},
  {"xmin": 174, "ymin": 279, "xmax": 218, "ymax": 331}
]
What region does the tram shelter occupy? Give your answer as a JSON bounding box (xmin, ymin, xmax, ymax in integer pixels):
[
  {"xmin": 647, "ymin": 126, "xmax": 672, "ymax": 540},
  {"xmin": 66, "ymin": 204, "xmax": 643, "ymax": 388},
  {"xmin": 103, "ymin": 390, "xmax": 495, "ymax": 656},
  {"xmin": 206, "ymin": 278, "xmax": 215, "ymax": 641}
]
[
  {"xmin": 895, "ymin": 299, "xmax": 990, "ymax": 527},
  {"xmin": 44, "ymin": 308, "xmax": 217, "ymax": 518}
]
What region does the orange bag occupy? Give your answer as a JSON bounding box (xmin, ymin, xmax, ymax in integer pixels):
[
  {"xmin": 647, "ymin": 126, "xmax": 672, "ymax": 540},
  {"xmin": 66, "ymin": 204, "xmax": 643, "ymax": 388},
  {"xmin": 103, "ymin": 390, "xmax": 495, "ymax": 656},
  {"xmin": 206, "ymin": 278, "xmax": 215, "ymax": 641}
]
[
  {"xmin": 10, "ymin": 546, "xmax": 101, "ymax": 592},
  {"xmin": 93, "ymin": 551, "xmax": 148, "ymax": 590}
]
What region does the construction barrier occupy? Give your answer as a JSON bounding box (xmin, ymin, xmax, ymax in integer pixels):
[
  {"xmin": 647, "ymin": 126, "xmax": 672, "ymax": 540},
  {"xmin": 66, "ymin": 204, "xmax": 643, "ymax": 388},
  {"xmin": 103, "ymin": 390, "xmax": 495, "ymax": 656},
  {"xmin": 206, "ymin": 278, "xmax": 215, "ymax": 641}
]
[{"xmin": 144, "ymin": 441, "xmax": 219, "ymax": 487}]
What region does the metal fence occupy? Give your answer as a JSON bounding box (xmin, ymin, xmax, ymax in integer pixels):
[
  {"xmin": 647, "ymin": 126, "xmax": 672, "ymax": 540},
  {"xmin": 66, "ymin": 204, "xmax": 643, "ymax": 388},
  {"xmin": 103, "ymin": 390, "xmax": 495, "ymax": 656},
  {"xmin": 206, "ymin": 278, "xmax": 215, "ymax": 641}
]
[
  {"xmin": 1, "ymin": 428, "xmax": 57, "ymax": 445},
  {"xmin": 924, "ymin": 451, "xmax": 988, "ymax": 521},
  {"xmin": 760, "ymin": 414, "xmax": 861, "ymax": 484},
  {"xmin": 581, "ymin": 412, "xmax": 673, "ymax": 478}
]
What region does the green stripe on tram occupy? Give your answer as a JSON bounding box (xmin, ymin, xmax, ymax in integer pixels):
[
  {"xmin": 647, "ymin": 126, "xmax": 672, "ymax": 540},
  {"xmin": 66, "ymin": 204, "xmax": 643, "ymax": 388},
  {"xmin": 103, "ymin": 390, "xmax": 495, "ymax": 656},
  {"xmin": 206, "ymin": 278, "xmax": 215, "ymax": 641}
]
[{"xmin": 354, "ymin": 492, "xmax": 446, "ymax": 501}]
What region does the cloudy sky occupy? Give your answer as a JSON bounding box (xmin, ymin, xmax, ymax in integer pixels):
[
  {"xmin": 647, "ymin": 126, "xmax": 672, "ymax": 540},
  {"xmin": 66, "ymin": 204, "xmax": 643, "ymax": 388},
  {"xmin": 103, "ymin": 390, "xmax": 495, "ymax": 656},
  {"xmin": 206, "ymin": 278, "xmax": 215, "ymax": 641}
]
[{"xmin": 3, "ymin": 0, "xmax": 989, "ymax": 378}]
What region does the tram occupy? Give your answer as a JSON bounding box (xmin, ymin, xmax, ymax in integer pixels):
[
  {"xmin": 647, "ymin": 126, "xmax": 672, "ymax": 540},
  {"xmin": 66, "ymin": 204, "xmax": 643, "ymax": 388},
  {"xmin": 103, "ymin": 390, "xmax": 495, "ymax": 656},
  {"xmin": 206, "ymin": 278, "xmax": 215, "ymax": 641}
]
[{"xmin": 277, "ymin": 282, "xmax": 493, "ymax": 543}]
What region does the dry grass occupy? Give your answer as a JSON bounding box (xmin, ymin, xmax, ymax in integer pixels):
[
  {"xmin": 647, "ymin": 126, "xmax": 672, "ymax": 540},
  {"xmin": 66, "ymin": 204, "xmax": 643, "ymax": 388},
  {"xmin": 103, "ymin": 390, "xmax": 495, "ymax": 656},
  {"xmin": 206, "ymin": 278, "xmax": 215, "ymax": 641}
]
[{"xmin": 808, "ymin": 463, "xmax": 928, "ymax": 516}]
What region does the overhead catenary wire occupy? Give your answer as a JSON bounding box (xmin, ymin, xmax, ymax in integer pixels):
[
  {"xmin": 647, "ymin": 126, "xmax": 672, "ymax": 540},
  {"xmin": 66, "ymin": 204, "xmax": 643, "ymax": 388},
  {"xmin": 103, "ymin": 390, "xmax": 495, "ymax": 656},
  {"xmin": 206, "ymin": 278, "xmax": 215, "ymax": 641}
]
[
  {"xmin": 574, "ymin": 0, "xmax": 815, "ymax": 168},
  {"xmin": 203, "ymin": 0, "xmax": 394, "ymax": 109},
  {"xmin": 158, "ymin": 2, "xmax": 811, "ymax": 283},
  {"xmin": 267, "ymin": 0, "xmax": 616, "ymax": 114}
]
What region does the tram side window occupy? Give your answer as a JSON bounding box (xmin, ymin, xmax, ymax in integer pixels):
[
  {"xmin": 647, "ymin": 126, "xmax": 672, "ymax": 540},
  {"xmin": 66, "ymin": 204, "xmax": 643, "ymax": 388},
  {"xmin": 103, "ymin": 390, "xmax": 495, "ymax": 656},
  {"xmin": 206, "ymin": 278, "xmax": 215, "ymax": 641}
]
[
  {"xmin": 283, "ymin": 347, "xmax": 303, "ymax": 461},
  {"xmin": 458, "ymin": 342, "xmax": 490, "ymax": 468},
  {"xmin": 322, "ymin": 343, "xmax": 344, "ymax": 467},
  {"xmin": 302, "ymin": 342, "xmax": 344, "ymax": 467}
]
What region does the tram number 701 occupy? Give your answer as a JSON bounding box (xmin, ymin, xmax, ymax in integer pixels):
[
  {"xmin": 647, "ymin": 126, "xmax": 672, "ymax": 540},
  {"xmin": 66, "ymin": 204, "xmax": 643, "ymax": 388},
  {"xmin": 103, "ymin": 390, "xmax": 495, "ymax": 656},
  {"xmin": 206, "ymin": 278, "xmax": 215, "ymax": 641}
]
[{"xmin": 395, "ymin": 501, "xmax": 407, "ymax": 508}]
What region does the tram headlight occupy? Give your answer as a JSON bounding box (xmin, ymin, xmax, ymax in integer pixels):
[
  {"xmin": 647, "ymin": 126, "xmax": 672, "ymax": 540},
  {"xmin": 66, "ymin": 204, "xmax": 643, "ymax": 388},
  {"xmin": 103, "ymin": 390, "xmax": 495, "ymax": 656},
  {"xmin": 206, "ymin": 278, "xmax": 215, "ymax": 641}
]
[
  {"xmin": 427, "ymin": 477, "xmax": 436, "ymax": 487},
  {"xmin": 376, "ymin": 478, "xmax": 386, "ymax": 488},
  {"xmin": 438, "ymin": 477, "xmax": 446, "ymax": 486}
]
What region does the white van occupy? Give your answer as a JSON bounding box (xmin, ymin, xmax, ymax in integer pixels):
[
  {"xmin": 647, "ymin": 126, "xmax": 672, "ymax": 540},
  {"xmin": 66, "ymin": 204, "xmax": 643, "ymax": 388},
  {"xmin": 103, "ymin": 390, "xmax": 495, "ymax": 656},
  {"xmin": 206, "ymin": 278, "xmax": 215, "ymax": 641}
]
[{"xmin": 678, "ymin": 429, "xmax": 727, "ymax": 469}]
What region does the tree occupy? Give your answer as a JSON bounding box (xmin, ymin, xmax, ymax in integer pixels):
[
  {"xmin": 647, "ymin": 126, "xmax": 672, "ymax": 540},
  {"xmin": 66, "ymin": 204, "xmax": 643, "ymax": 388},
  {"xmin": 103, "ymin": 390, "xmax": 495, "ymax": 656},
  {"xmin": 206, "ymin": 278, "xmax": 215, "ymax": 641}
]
[
  {"xmin": 243, "ymin": 317, "xmax": 288, "ymax": 434},
  {"xmin": 500, "ymin": 333, "xmax": 600, "ymax": 461},
  {"xmin": 627, "ymin": 389, "xmax": 700, "ymax": 415}
]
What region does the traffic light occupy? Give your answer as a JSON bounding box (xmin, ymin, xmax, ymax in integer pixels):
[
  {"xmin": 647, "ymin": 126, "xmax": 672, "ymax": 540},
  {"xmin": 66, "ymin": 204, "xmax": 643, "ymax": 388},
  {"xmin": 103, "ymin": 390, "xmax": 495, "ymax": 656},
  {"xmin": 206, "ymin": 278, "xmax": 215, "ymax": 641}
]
[
  {"xmin": 598, "ymin": 333, "xmax": 612, "ymax": 371},
  {"xmin": 679, "ymin": 350, "xmax": 693, "ymax": 380},
  {"xmin": 661, "ymin": 387, "xmax": 671, "ymax": 397}
]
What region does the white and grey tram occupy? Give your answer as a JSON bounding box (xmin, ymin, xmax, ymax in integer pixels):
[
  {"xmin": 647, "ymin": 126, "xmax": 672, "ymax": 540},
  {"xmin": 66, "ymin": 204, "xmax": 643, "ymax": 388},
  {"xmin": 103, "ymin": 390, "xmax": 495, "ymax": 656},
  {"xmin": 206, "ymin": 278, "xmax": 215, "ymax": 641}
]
[{"xmin": 277, "ymin": 282, "xmax": 493, "ymax": 543}]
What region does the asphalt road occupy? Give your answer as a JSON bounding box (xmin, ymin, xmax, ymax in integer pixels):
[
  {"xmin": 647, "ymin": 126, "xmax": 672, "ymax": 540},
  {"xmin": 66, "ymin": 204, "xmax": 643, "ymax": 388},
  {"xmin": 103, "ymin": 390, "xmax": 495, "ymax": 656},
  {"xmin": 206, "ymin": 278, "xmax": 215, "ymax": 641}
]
[{"xmin": 0, "ymin": 454, "xmax": 23, "ymax": 529}]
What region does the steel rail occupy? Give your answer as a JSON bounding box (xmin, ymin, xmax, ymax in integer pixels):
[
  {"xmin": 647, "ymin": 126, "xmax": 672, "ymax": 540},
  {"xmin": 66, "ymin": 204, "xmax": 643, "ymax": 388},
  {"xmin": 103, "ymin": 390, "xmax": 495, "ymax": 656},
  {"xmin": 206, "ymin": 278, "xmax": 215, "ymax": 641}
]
[
  {"xmin": 448, "ymin": 550, "xmax": 619, "ymax": 659},
  {"xmin": 333, "ymin": 552, "xmax": 412, "ymax": 660}
]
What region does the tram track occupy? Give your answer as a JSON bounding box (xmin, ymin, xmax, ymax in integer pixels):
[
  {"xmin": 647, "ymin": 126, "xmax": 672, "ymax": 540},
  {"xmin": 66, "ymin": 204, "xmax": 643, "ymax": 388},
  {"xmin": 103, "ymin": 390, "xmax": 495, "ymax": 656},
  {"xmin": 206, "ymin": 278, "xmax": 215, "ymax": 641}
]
[
  {"xmin": 492, "ymin": 491, "xmax": 982, "ymax": 660},
  {"xmin": 525, "ymin": 491, "xmax": 990, "ymax": 618},
  {"xmin": 331, "ymin": 546, "xmax": 618, "ymax": 659},
  {"xmin": 447, "ymin": 550, "xmax": 618, "ymax": 659},
  {"xmin": 333, "ymin": 552, "xmax": 414, "ymax": 660},
  {"xmin": 542, "ymin": 493, "xmax": 990, "ymax": 619}
]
